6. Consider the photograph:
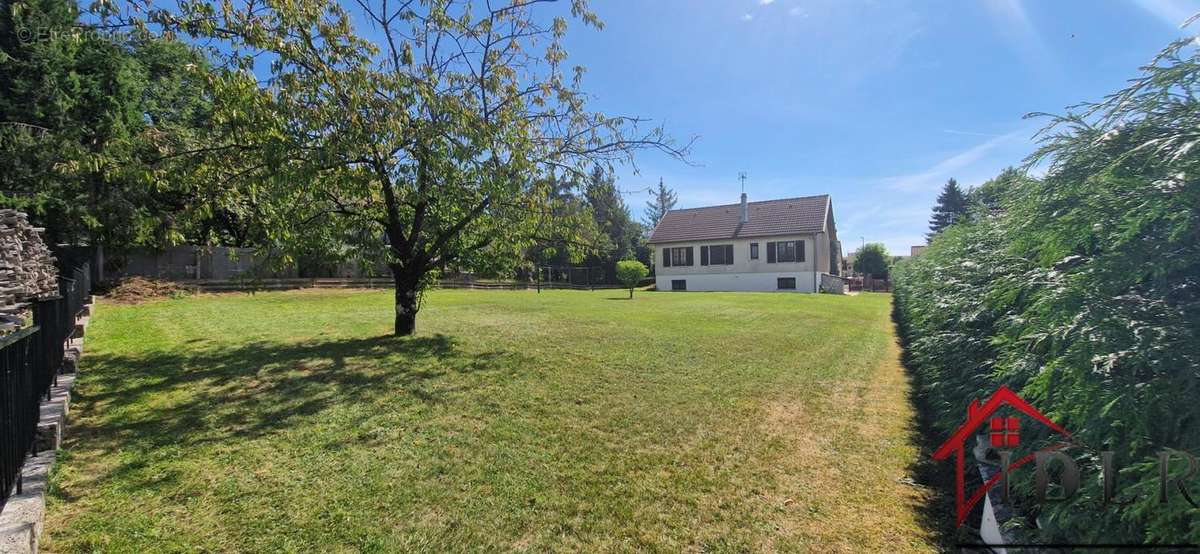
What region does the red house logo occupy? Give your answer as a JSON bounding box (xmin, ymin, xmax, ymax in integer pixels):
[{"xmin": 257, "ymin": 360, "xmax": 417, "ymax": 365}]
[{"xmin": 932, "ymin": 386, "xmax": 1073, "ymax": 527}]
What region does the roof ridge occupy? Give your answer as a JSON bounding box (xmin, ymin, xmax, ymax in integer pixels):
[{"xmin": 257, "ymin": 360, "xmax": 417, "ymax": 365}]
[{"xmin": 666, "ymin": 194, "xmax": 830, "ymax": 214}]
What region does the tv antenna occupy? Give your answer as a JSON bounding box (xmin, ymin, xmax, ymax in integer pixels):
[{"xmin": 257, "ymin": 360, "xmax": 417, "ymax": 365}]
[{"xmin": 738, "ymin": 171, "xmax": 747, "ymax": 193}]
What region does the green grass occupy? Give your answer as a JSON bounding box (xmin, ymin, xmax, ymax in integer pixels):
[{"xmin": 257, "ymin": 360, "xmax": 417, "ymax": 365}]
[{"xmin": 46, "ymin": 289, "xmax": 935, "ymax": 552}]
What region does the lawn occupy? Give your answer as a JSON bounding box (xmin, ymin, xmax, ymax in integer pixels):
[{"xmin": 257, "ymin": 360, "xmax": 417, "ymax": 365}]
[{"xmin": 46, "ymin": 289, "xmax": 935, "ymax": 552}]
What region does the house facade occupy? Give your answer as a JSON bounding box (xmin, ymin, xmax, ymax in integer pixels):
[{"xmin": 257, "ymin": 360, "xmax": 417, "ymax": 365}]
[{"xmin": 647, "ymin": 194, "xmax": 842, "ymax": 292}]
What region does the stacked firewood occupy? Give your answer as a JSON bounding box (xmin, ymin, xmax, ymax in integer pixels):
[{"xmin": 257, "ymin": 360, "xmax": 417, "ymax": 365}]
[{"xmin": 0, "ymin": 209, "xmax": 59, "ymax": 332}]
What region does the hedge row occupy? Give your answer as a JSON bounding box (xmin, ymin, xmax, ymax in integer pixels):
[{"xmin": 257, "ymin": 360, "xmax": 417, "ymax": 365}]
[{"xmin": 893, "ymin": 37, "xmax": 1200, "ymax": 544}]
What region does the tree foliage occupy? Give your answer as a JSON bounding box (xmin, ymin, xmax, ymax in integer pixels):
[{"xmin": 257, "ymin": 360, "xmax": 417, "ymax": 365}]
[
  {"xmin": 0, "ymin": 0, "xmax": 224, "ymax": 251},
  {"xmin": 615, "ymin": 259, "xmax": 647, "ymax": 298},
  {"xmin": 893, "ymin": 33, "xmax": 1200, "ymax": 545},
  {"xmin": 642, "ymin": 177, "xmax": 677, "ymax": 229},
  {"xmin": 852, "ymin": 243, "xmax": 889, "ymax": 278},
  {"xmin": 927, "ymin": 177, "xmax": 967, "ymax": 239},
  {"xmin": 137, "ymin": 0, "xmax": 687, "ymax": 335}
]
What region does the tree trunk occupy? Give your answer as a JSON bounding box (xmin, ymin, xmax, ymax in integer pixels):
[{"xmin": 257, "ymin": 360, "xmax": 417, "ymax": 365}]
[
  {"xmin": 391, "ymin": 266, "xmax": 420, "ymax": 336},
  {"xmin": 628, "ymin": 287, "xmax": 633, "ymax": 299}
]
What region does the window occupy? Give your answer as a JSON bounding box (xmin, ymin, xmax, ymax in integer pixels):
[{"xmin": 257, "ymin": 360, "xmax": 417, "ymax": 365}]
[
  {"xmin": 671, "ymin": 279, "xmax": 687, "ymax": 291},
  {"xmin": 767, "ymin": 240, "xmax": 806, "ymax": 263},
  {"xmin": 750, "ymin": 242, "xmax": 759, "ymax": 260},
  {"xmin": 777, "ymin": 277, "xmax": 796, "ymax": 290},
  {"xmin": 663, "ymin": 246, "xmax": 693, "ymax": 267},
  {"xmin": 701, "ymin": 244, "xmax": 734, "ymax": 265}
]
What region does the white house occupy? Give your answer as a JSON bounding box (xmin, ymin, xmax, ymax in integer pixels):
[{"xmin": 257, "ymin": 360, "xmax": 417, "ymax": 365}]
[{"xmin": 647, "ymin": 193, "xmax": 842, "ymax": 292}]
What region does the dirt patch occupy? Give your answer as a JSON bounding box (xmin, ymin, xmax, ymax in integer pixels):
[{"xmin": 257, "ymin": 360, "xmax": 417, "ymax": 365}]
[{"xmin": 100, "ymin": 276, "xmax": 195, "ymax": 304}]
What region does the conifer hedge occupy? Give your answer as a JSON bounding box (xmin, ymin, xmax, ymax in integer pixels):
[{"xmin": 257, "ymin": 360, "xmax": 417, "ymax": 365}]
[{"xmin": 893, "ymin": 36, "xmax": 1200, "ymax": 544}]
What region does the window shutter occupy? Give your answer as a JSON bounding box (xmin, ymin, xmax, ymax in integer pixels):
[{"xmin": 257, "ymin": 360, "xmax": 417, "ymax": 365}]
[
  {"xmin": 767, "ymin": 242, "xmax": 776, "ymax": 263},
  {"xmin": 700, "ymin": 246, "xmax": 709, "ymax": 266},
  {"xmin": 798, "ymin": 241, "xmax": 806, "ymax": 262},
  {"xmin": 685, "ymin": 247, "xmax": 694, "ymax": 266},
  {"xmin": 663, "ymin": 248, "xmax": 671, "ymax": 267},
  {"xmin": 725, "ymin": 245, "xmax": 734, "ymax": 265}
]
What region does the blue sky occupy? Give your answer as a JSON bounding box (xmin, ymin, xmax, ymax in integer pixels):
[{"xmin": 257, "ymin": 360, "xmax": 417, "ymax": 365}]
[{"xmin": 557, "ymin": 0, "xmax": 1200, "ymax": 255}]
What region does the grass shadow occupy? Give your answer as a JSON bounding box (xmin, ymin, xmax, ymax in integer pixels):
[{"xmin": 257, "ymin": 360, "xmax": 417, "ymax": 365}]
[
  {"xmin": 891, "ymin": 301, "xmax": 973, "ymax": 550},
  {"xmin": 61, "ymin": 332, "xmax": 523, "ymax": 497}
]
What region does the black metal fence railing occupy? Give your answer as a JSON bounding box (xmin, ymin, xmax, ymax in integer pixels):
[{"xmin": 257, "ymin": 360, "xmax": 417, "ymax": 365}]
[
  {"xmin": 0, "ymin": 263, "xmax": 90, "ymax": 509},
  {"xmin": 0, "ymin": 327, "xmax": 39, "ymax": 505}
]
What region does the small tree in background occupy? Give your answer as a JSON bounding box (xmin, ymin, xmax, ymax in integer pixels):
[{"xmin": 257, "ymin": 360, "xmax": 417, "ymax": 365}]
[
  {"xmin": 642, "ymin": 178, "xmax": 677, "ymax": 229},
  {"xmin": 927, "ymin": 178, "xmax": 967, "ymax": 239},
  {"xmin": 615, "ymin": 259, "xmax": 648, "ymax": 299},
  {"xmin": 853, "ymin": 243, "xmax": 890, "ymax": 279}
]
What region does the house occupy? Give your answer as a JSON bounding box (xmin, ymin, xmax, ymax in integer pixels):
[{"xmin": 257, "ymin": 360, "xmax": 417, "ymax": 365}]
[
  {"xmin": 910, "ymin": 245, "xmax": 927, "ymax": 257},
  {"xmin": 647, "ymin": 193, "xmax": 841, "ymax": 292}
]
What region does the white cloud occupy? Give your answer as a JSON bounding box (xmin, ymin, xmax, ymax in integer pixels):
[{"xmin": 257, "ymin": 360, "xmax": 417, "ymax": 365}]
[
  {"xmin": 788, "ymin": 6, "xmax": 808, "ymax": 17},
  {"xmin": 882, "ymin": 130, "xmax": 1024, "ymax": 192},
  {"xmin": 741, "ymin": 13, "xmax": 754, "ymax": 21},
  {"xmin": 760, "ymin": 0, "xmax": 776, "ymax": 5}
]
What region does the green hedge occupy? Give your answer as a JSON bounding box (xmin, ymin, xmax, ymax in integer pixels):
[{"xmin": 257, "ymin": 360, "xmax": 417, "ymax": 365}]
[{"xmin": 893, "ymin": 37, "xmax": 1200, "ymax": 544}]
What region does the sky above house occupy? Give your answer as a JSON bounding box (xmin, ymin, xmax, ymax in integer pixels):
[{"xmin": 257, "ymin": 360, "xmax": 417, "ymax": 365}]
[{"xmin": 558, "ymin": 0, "xmax": 1200, "ymax": 255}]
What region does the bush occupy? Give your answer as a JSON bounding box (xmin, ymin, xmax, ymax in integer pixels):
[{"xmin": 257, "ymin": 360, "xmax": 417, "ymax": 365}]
[
  {"xmin": 893, "ymin": 36, "xmax": 1200, "ymax": 544},
  {"xmin": 615, "ymin": 259, "xmax": 649, "ymax": 298}
]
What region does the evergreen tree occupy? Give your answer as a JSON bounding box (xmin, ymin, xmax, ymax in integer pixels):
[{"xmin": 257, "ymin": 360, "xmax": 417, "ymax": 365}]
[
  {"xmin": 0, "ymin": 0, "xmax": 222, "ymax": 253},
  {"xmin": 927, "ymin": 178, "xmax": 967, "ymax": 239},
  {"xmin": 642, "ymin": 178, "xmax": 677, "ymax": 229},
  {"xmin": 584, "ymin": 165, "xmax": 642, "ymax": 281}
]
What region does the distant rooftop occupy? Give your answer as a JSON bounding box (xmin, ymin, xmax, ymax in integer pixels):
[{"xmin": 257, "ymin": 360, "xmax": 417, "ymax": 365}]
[{"xmin": 647, "ymin": 195, "xmax": 831, "ymax": 244}]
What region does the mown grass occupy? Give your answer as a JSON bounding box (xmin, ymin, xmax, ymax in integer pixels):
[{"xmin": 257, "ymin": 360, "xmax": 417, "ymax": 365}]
[{"xmin": 45, "ymin": 289, "xmax": 936, "ymax": 552}]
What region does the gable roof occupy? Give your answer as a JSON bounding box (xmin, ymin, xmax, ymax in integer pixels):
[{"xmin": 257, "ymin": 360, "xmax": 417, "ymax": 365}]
[{"xmin": 647, "ymin": 195, "xmax": 831, "ymax": 244}]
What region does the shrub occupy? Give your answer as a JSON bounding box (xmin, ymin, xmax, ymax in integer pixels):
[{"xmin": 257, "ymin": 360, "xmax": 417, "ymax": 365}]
[
  {"xmin": 893, "ymin": 36, "xmax": 1200, "ymax": 544},
  {"xmin": 615, "ymin": 259, "xmax": 649, "ymax": 299}
]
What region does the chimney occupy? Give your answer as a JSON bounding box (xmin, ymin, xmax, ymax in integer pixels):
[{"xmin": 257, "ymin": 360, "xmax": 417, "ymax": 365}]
[{"xmin": 739, "ymin": 192, "xmax": 749, "ymax": 224}]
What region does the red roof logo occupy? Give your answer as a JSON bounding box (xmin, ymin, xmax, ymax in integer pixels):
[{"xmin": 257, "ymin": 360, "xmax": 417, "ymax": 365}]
[{"xmin": 932, "ymin": 386, "xmax": 1072, "ymax": 527}]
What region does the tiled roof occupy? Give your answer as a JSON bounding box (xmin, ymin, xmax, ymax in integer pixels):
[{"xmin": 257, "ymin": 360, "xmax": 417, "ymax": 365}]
[{"xmin": 647, "ymin": 195, "xmax": 830, "ymax": 244}]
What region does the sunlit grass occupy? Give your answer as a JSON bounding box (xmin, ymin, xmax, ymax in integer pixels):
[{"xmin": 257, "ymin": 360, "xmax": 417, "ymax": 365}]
[{"xmin": 46, "ymin": 289, "xmax": 934, "ymax": 552}]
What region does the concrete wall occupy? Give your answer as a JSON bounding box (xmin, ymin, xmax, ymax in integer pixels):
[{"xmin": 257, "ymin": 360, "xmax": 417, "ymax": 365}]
[
  {"xmin": 655, "ymin": 271, "xmax": 819, "ymax": 292},
  {"xmin": 652, "ymin": 233, "xmax": 826, "ymax": 292},
  {"xmin": 820, "ymin": 273, "xmax": 846, "ymax": 294}
]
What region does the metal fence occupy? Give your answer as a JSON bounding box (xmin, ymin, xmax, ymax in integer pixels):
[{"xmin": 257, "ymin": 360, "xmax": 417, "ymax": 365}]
[{"xmin": 0, "ymin": 263, "xmax": 90, "ymax": 509}]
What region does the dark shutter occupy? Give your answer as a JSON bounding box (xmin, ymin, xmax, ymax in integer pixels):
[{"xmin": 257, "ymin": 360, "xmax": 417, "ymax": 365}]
[
  {"xmin": 685, "ymin": 247, "xmax": 694, "ymax": 266},
  {"xmin": 700, "ymin": 246, "xmax": 709, "ymax": 266},
  {"xmin": 798, "ymin": 241, "xmax": 806, "ymax": 262},
  {"xmin": 725, "ymin": 245, "xmax": 734, "ymax": 265},
  {"xmin": 767, "ymin": 242, "xmax": 776, "ymax": 263},
  {"xmin": 663, "ymin": 248, "xmax": 671, "ymax": 267}
]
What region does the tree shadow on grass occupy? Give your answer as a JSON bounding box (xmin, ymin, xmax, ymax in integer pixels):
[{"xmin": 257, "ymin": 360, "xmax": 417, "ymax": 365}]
[{"xmin": 58, "ymin": 333, "xmax": 524, "ymax": 500}]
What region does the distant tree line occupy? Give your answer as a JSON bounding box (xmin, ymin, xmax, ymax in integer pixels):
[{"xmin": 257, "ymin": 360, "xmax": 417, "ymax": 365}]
[{"xmin": 524, "ymin": 166, "xmax": 677, "ymax": 284}]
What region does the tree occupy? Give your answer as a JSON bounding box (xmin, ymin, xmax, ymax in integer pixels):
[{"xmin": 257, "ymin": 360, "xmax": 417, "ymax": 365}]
[
  {"xmin": 1, "ymin": 0, "xmax": 224, "ymax": 264},
  {"xmin": 615, "ymin": 259, "xmax": 648, "ymax": 299},
  {"xmin": 584, "ymin": 165, "xmax": 641, "ymax": 280},
  {"xmin": 147, "ymin": 0, "xmax": 689, "ymax": 335},
  {"xmin": 927, "ymin": 178, "xmax": 967, "ymax": 239},
  {"xmin": 852, "ymin": 243, "xmax": 890, "ymax": 279},
  {"xmin": 642, "ymin": 177, "xmax": 677, "ymax": 229}
]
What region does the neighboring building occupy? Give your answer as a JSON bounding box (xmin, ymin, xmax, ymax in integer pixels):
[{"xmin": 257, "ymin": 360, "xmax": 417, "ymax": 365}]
[
  {"xmin": 647, "ymin": 193, "xmax": 841, "ymax": 292},
  {"xmin": 911, "ymin": 245, "xmax": 927, "ymax": 257}
]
